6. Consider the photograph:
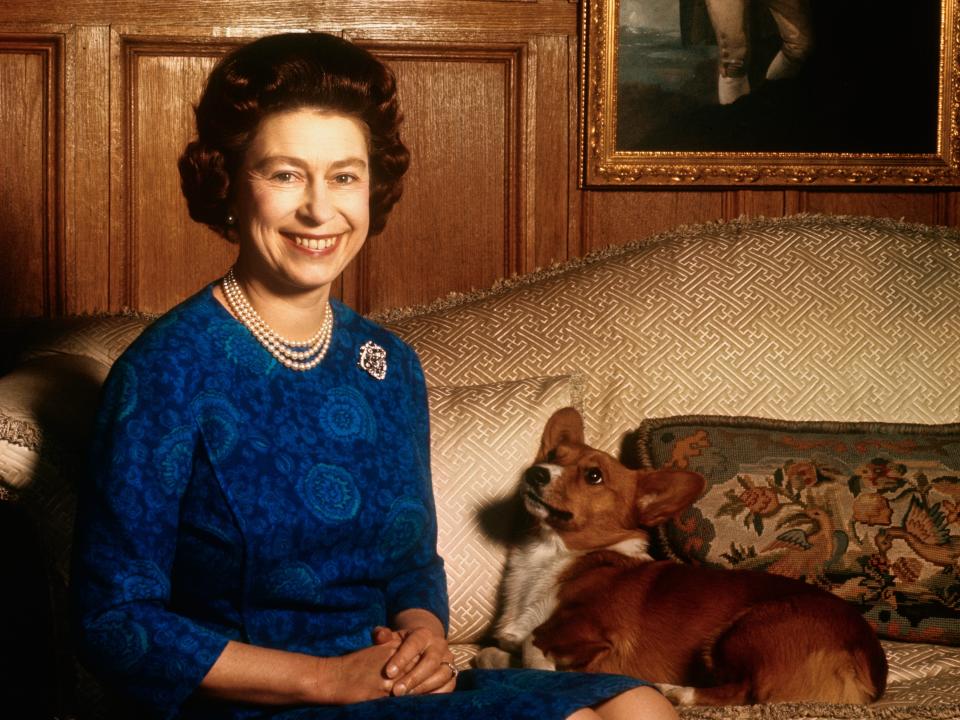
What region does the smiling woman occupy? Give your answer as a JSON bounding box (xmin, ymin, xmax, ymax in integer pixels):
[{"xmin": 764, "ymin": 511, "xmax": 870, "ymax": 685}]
[
  {"xmin": 227, "ymin": 110, "xmax": 372, "ymax": 345},
  {"xmin": 69, "ymin": 31, "xmax": 676, "ymax": 720}
]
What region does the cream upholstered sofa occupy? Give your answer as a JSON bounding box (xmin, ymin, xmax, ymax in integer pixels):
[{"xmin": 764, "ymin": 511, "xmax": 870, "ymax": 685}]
[{"xmin": 2, "ymin": 214, "xmax": 959, "ymax": 719}]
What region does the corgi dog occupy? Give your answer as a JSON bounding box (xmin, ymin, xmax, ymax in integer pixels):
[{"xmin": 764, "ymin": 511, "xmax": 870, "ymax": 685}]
[{"xmin": 475, "ymin": 407, "xmax": 887, "ymax": 706}]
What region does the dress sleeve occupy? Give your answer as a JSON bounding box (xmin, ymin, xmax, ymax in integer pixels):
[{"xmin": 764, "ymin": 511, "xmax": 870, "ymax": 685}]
[
  {"xmin": 382, "ymin": 349, "xmax": 450, "ymax": 633},
  {"xmin": 71, "ymin": 354, "xmax": 229, "ymax": 720}
]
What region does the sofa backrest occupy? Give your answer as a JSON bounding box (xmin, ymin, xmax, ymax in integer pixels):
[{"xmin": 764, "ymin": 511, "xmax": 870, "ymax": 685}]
[{"xmin": 381, "ymin": 214, "xmax": 960, "ymax": 453}]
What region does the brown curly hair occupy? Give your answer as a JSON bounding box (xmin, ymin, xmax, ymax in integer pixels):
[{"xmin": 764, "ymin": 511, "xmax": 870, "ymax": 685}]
[{"xmin": 178, "ymin": 32, "xmax": 410, "ymax": 239}]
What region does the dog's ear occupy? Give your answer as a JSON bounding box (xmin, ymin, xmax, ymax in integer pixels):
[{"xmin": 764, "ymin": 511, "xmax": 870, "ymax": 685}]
[
  {"xmin": 536, "ymin": 407, "xmax": 585, "ymax": 462},
  {"xmin": 634, "ymin": 470, "xmax": 706, "ymax": 526}
]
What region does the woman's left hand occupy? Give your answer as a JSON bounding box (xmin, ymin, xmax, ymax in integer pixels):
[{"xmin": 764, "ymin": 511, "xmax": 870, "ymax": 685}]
[{"xmin": 372, "ymin": 611, "xmax": 457, "ymax": 696}]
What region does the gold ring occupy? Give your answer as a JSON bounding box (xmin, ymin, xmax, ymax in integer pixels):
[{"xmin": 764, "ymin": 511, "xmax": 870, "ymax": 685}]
[{"xmin": 442, "ymin": 661, "xmax": 459, "ymax": 678}]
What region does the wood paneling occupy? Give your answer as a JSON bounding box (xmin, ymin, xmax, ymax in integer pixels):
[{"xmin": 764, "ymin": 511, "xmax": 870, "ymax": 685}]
[
  {"xmin": 582, "ymin": 191, "xmax": 725, "ymax": 252},
  {"xmin": 801, "ymin": 190, "xmax": 943, "ymax": 226},
  {"xmin": 0, "ymin": 34, "xmax": 62, "ymax": 317},
  {"xmin": 0, "ymin": 0, "xmax": 958, "ymax": 318},
  {"xmin": 531, "ymin": 34, "xmax": 574, "ymax": 269},
  {"xmin": 116, "ymin": 35, "xmax": 237, "ymax": 312},
  {"xmin": 65, "ymin": 25, "xmax": 110, "ymax": 314},
  {"xmin": 0, "ymin": 2, "xmax": 576, "ymax": 32},
  {"xmin": 347, "ymin": 43, "xmax": 524, "ymax": 314}
]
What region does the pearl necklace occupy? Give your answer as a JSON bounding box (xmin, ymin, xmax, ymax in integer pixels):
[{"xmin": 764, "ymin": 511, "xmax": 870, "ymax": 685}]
[{"xmin": 221, "ymin": 268, "xmax": 333, "ymax": 371}]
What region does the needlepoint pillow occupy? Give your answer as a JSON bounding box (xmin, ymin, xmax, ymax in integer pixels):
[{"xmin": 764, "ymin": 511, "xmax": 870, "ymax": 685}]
[
  {"xmin": 635, "ymin": 415, "xmax": 960, "ymax": 645},
  {"xmin": 427, "ymin": 374, "xmax": 582, "ymax": 644}
]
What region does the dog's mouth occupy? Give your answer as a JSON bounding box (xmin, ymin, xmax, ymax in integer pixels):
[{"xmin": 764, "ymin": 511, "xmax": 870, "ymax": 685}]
[{"xmin": 524, "ymin": 490, "xmax": 574, "ymax": 523}]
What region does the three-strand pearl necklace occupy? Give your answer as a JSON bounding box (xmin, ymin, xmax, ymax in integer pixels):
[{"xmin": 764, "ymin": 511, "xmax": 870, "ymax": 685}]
[{"xmin": 221, "ymin": 268, "xmax": 333, "ymax": 371}]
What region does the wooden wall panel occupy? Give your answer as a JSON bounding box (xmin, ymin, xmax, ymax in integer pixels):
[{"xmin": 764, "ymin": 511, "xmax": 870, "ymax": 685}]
[
  {"xmin": 581, "ymin": 187, "xmax": 956, "ymax": 253},
  {"xmin": 800, "ymin": 190, "xmax": 943, "ymax": 226},
  {"xmin": 0, "ymin": 35, "xmax": 61, "ymax": 317},
  {"xmin": 346, "ymin": 45, "xmax": 523, "ymax": 314},
  {"xmin": 531, "ymin": 34, "xmax": 575, "ymax": 269},
  {"xmin": 64, "ymin": 25, "xmax": 110, "ymax": 314},
  {"xmin": 582, "ymin": 190, "xmax": 725, "ymax": 251},
  {"xmin": 117, "ymin": 36, "xmax": 236, "ymax": 312}
]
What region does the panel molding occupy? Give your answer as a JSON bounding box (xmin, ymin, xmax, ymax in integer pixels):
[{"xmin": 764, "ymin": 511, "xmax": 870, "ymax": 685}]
[
  {"xmin": 0, "ymin": 31, "xmax": 64, "ymax": 316},
  {"xmin": 111, "ymin": 31, "xmax": 249, "ymax": 311},
  {"xmin": 353, "ymin": 39, "xmax": 528, "ymax": 315}
]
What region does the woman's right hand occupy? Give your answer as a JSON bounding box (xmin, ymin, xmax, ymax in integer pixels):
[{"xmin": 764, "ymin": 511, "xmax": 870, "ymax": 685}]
[{"xmin": 318, "ymin": 638, "xmax": 403, "ymax": 704}]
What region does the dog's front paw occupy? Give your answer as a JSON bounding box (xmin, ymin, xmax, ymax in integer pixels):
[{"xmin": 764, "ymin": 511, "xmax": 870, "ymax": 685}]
[
  {"xmin": 474, "ymin": 646, "xmax": 515, "ymax": 669},
  {"xmin": 521, "ymin": 636, "xmax": 556, "ymax": 671},
  {"xmin": 654, "ymin": 683, "xmax": 697, "ymax": 706},
  {"xmin": 495, "ymin": 630, "xmax": 524, "ymax": 654},
  {"xmin": 525, "ymin": 654, "xmax": 557, "ymax": 671}
]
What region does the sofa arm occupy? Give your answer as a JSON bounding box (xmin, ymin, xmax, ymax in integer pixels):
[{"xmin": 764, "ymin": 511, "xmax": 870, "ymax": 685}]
[{"xmin": 0, "ymin": 496, "xmax": 72, "ymax": 717}]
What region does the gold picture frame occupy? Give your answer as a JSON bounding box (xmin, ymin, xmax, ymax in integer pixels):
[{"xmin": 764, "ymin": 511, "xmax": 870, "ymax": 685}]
[{"xmin": 580, "ymin": 0, "xmax": 960, "ymax": 186}]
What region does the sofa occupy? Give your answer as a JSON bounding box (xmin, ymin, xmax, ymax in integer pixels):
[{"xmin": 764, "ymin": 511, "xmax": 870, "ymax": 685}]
[{"xmin": 2, "ymin": 214, "xmax": 959, "ymax": 719}]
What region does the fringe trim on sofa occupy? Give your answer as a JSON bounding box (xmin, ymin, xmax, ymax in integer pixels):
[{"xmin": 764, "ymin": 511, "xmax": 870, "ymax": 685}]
[
  {"xmin": 0, "ymin": 414, "xmax": 42, "ymax": 451},
  {"xmin": 678, "ymin": 701, "xmax": 960, "ymax": 720},
  {"xmin": 369, "ymin": 213, "xmax": 960, "ymax": 324}
]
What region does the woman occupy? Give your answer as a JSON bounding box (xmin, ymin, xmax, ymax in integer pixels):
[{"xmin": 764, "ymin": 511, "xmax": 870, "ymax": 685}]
[{"xmin": 71, "ymin": 32, "xmax": 677, "ymax": 720}]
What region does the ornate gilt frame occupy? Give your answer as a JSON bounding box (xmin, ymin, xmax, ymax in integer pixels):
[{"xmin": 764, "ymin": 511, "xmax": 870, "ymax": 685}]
[{"xmin": 580, "ymin": 0, "xmax": 960, "ymax": 186}]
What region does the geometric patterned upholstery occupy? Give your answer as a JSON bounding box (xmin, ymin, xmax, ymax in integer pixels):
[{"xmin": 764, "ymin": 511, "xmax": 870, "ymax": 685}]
[
  {"xmin": 427, "ymin": 375, "xmax": 582, "ymax": 644},
  {"xmin": 381, "ymin": 215, "xmax": 960, "ymax": 455},
  {"xmin": 881, "ymin": 640, "xmax": 960, "ymax": 707}
]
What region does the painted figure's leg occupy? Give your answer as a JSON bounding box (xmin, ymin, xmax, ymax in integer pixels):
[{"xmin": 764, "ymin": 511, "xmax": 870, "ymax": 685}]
[
  {"xmin": 765, "ymin": 0, "xmax": 813, "ymax": 79},
  {"xmin": 704, "ymin": 0, "xmax": 751, "ymax": 104}
]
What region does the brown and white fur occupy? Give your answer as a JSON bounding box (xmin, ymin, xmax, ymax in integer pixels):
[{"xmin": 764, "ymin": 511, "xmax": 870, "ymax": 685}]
[{"xmin": 475, "ymin": 407, "xmax": 887, "ymax": 706}]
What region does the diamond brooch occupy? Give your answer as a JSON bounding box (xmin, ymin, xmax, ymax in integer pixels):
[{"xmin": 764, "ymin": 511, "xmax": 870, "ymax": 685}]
[{"xmin": 358, "ymin": 341, "xmax": 387, "ymax": 380}]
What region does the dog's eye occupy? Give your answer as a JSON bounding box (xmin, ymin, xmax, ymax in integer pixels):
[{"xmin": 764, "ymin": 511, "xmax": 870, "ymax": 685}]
[{"xmin": 585, "ymin": 468, "xmax": 603, "ymax": 485}]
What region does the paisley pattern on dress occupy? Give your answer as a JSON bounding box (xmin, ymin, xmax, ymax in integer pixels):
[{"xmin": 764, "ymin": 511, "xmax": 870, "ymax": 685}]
[
  {"xmin": 155, "ymin": 427, "xmax": 196, "ymax": 492},
  {"xmin": 297, "ymin": 464, "xmax": 361, "ymax": 523},
  {"xmin": 380, "ymin": 497, "xmax": 430, "ymax": 562},
  {"xmin": 84, "ymin": 610, "xmax": 150, "ymax": 673},
  {"xmin": 71, "ymin": 285, "xmax": 646, "ymax": 720},
  {"xmin": 316, "ymin": 386, "xmax": 377, "ymax": 442}
]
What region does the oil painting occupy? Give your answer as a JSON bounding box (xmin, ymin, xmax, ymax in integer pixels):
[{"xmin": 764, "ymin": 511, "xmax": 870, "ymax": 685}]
[{"xmin": 581, "ymin": 0, "xmax": 960, "ymax": 185}]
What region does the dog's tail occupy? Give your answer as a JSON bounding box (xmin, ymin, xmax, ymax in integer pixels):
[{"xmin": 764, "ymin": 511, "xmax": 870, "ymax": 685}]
[
  {"xmin": 831, "ymin": 612, "xmax": 889, "ymax": 704},
  {"xmin": 863, "ymin": 629, "xmax": 889, "ymax": 701},
  {"xmin": 763, "ymin": 643, "xmax": 887, "ymax": 705},
  {"xmin": 705, "ymin": 596, "xmax": 888, "ymax": 705}
]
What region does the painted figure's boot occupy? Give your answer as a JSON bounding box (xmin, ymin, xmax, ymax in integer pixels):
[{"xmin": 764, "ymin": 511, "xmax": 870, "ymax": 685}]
[{"xmin": 718, "ymin": 73, "xmax": 750, "ymax": 105}]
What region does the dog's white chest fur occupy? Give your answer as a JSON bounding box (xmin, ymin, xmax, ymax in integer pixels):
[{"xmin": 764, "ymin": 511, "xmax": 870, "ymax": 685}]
[
  {"xmin": 496, "ymin": 528, "xmax": 572, "ymax": 651},
  {"xmin": 483, "ymin": 527, "xmax": 651, "ymax": 671}
]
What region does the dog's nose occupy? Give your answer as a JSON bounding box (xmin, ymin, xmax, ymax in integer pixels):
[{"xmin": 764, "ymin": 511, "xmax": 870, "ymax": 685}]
[{"xmin": 524, "ymin": 466, "xmax": 551, "ymax": 487}]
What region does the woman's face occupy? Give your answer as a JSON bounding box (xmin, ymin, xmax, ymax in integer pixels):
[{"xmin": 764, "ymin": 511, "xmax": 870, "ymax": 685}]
[{"xmin": 232, "ymin": 108, "xmax": 370, "ymax": 300}]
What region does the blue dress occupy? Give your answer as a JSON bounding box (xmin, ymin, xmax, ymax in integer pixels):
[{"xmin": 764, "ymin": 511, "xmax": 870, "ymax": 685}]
[{"xmin": 71, "ymin": 286, "xmax": 644, "ymax": 720}]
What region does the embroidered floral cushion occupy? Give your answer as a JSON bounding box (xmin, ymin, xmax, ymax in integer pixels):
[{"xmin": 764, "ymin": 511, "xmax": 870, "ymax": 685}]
[{"xmin": 636, "ymin": 415, "xmax": 960, "ymax": 645}]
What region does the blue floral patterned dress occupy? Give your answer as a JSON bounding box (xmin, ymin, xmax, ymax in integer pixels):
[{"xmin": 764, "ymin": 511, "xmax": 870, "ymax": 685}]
[{"xmin": 71, "ymin": 286, "xmax": 644, "ymax": 720}]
